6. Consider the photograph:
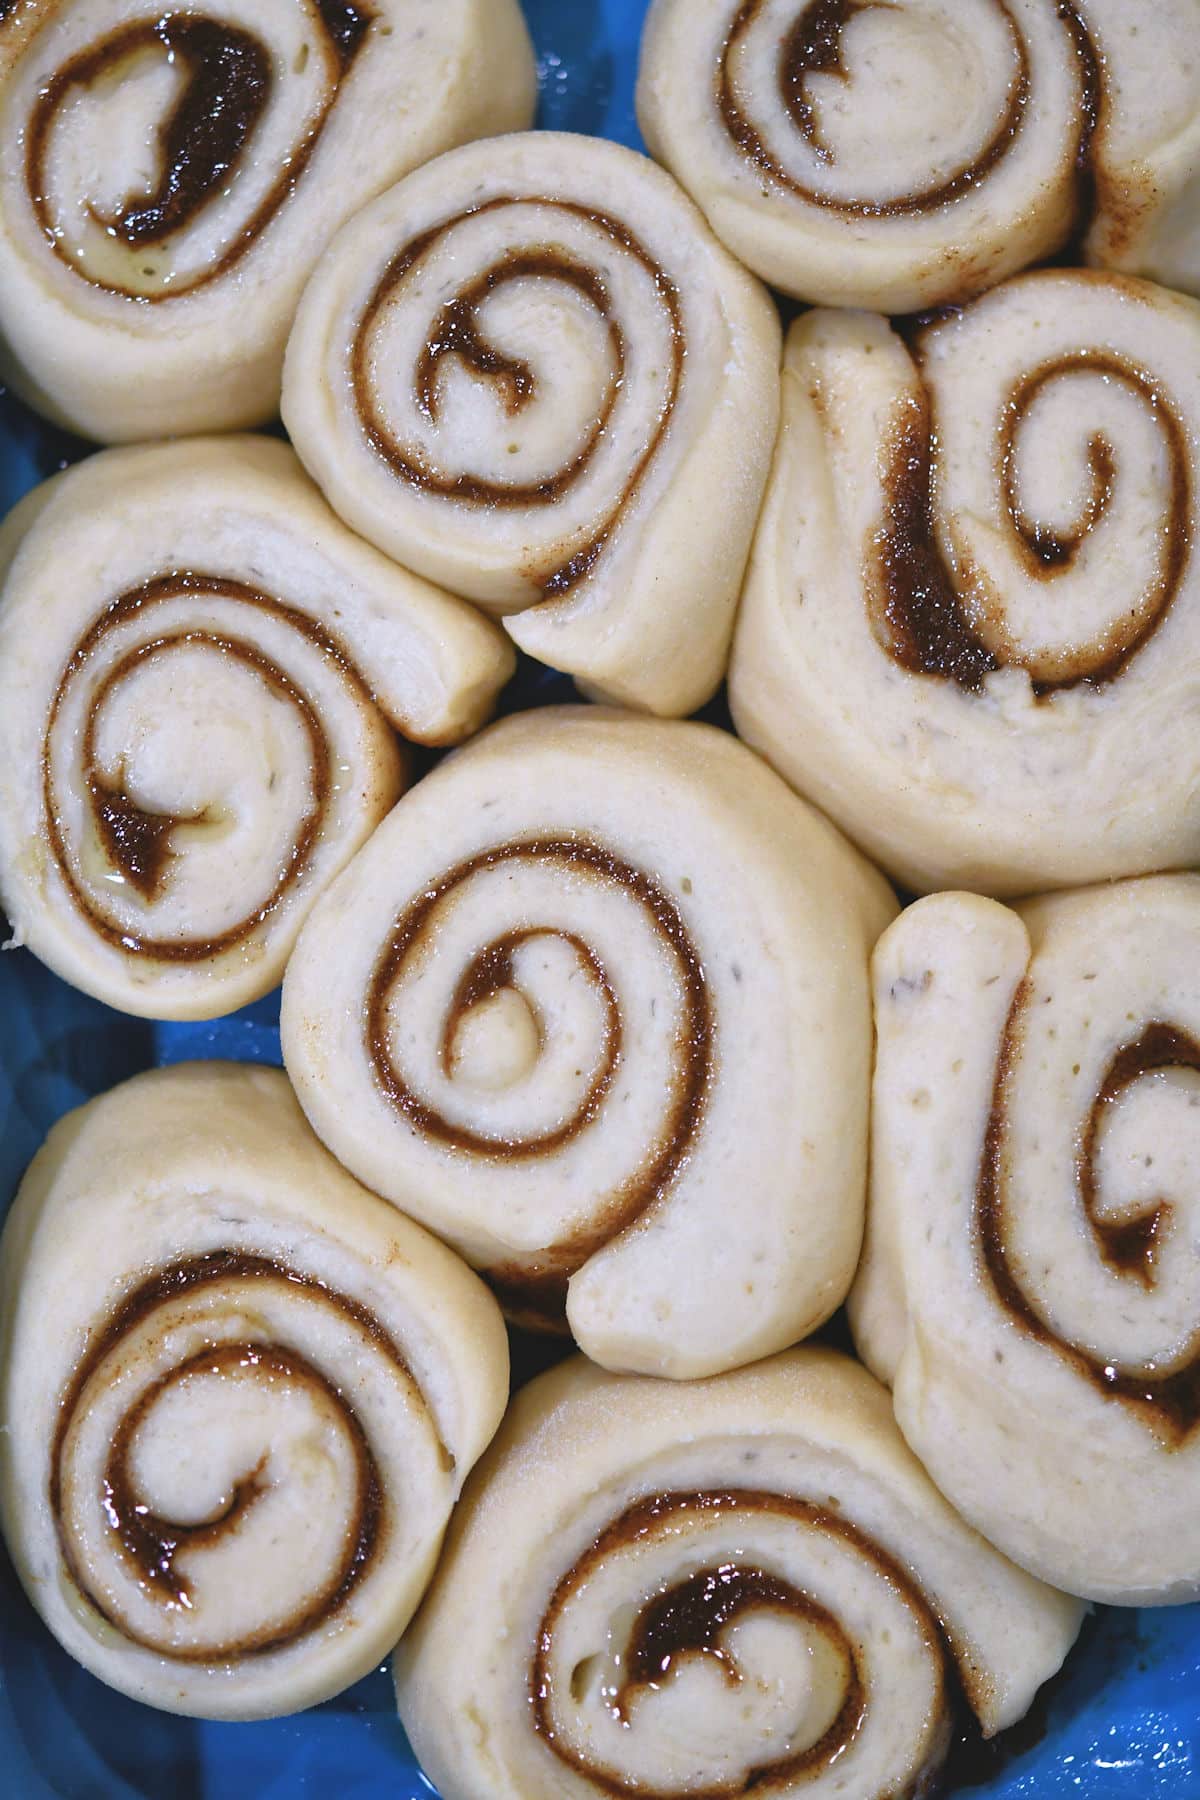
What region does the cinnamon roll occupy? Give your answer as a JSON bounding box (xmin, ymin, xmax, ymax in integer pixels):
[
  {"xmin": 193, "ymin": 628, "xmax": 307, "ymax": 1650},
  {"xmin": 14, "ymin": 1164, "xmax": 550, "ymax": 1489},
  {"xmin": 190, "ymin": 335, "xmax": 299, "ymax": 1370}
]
[
  {"xmin": 0, "ymin": 1062, "xmax": 509, "ymax": 1718},
  {"xmin": 282, "ymin": 132, "xmax": 781, "ymax": 716},
  {"xmin": 394, "ymin": 1347, "xmax": 1082, "ymax": 1800},
  {"xmin": 0, "ymin": 435, "xmax": 512, "ymax": 1019},
  {"xmin": 0, "ymin": 0, "xmax": 535, "ymax": 440},
  {"xmin": 851, "ymin": 874, "xmax": 1200, "ymax": 1603},
  {"xmin": 637, "ymin": 0, "xmax": 1200, "ymax": 313},
  {"xmin": 729, "ymin": 269, "xmax": 1200, "ymax": 898},
  {"xmin": 281, "ymin": 709, "xmax": 896, "ymax": 1373}
]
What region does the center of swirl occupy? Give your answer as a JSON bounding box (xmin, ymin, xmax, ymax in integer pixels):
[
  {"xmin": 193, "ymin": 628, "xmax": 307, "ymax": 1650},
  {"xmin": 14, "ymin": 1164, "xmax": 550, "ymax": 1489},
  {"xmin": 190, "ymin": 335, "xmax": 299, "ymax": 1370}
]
[
  {"xmin": 532, "ymin": 1489, "xmax": 958, "ymax": 1800},
  {"xmin": 42, "ymin": 572, "xmax": 377, "ymax": 962},
  {"xmin": 52, "ymin": 1249, "xmax": 429, "ymax": 1661},
  {"xmin": 25, "ymin": 3, "xmax": 373, "ymax": 299},
  {"xmin": 349, "ymin": 198, "xmax": 684, "ymax": 599},
  {"xmin": 717, "ymin": 0, "xmax": 1042, "ymax": 216},
  {"xmin": 364, "ymin": 838, "xmax": 712, "ymax": 1322},
  {"xmin": 979, "ymin": 995, "xmax": 1200, "ymax": 1445}
]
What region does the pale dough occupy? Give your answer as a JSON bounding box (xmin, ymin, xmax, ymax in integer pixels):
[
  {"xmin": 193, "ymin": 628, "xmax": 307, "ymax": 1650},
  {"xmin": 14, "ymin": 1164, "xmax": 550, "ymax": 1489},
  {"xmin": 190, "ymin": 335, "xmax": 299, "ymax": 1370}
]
[
  {"xmin": 0, "ymin": 435, "xmax": 512, "ymax": 1018},
  {"xmin": 0, "ymin": 1062, "xmax": 509, "ymax": 1717},
  {"xmin": 395, "ymin": 1348, "xmax": 1082, "ymax": 1800},
  {"xmin": 283, "ymin": 131, "xmax": 781, "ymax": 716},
  {"xmin": 281, "ymin": 708, "xmax": 896, "ymax": 1377}
]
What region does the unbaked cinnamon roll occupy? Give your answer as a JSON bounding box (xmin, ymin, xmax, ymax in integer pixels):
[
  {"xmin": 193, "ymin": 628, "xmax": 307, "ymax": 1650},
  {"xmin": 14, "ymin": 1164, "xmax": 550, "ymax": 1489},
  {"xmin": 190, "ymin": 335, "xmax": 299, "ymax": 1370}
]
[
  {"xmin": 394, "ymin": 1347, "xmax": 1082, "ymax": 1800},
  {"xmin": 0, "ymin": 1062, "xmax": 509, "ymax": 1718},
  {"xmin": 281, "ymin": 709, "xmax": 896, "ymax": 1373},
  {"xmin": 637, "ymin": 0, "xmax": 1200, "ymax": 312},
  {"xmin": 0, "ymin": 0, "xmax": 535, "ymax": 440},
  {"xmin": 730, "ymin": 269, "xmax": 1200, "ymax": 898},
  {"xmin": 282, "ymin": 132, "xmax": 781, "ymax": 716},
  {"xmin": 0, "ymin": 435, "xmax": 512, "ymax": 1018},
  {"xmin": 851, "ymin": 874, "xmax": 1200, "ymax": 1603}
]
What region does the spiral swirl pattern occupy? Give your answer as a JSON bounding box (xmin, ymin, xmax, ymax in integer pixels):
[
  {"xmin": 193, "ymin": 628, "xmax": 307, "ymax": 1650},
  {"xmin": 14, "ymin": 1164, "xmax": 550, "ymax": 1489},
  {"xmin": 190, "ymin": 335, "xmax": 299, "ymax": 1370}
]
[
  {"xmin": 637, "ymin": 0, "xmax": 1200, "ymax": 311},
  {"xmin": 0, "ymin": 0, "xmax": 536, "ymax": 437},
  {"xmin": 0, "ymin": 436, "xmax": 512, "ymax": 1019},
  {"xmin": 730, "ymin": 269, "xmax": 1200, "ymax": 897},
  {"xmin": 394, "ymin": 1350, "xmax": 1082, "ymax": 1800},
  {"xmin": 282, "ymin": 131, "xmax": 781, "ymax": 715},
  {"xmin": 0, "ymin": 1063, "xmax": 509, "ymax": 1717},
  {"xmin": 53, "ymin": 1252, "xmax": 412, "ymax": 1664},
  {"xmin": 851, "ymin": 874, "xmax": 1200, "ymax": 1603},
  {"xmin": 282, "ymin": 709, "xmax": 896, "ymax": 1375},
  {"xmin": 25, "ymin": 4, "xmax": 368, "ymax": 301},
  {"xmin": 349, "ymin": 200, "xmax": 684, "ymax": 603}
]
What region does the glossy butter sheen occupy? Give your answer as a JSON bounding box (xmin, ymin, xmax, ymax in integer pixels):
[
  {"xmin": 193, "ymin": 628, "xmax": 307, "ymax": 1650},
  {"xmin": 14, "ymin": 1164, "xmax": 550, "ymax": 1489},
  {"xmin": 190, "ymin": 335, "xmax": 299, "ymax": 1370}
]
[{"xmin": 1, "ymin": 1, "xmax": 1198, "ymax": 1795}]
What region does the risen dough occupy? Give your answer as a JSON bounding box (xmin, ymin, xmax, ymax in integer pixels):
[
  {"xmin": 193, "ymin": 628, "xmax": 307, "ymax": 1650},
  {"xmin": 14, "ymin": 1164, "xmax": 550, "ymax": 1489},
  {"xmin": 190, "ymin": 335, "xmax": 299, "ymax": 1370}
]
[
  {"xmin": 395, "ymin": 1348, "xmax": 1082, "ymax": 1800},
  {"xmin": 730, "ymin": 271, "xmax": 1200, "ymax": 897},
  {"xmin": 0, "ymin": 0, "xmax": 536, "ymax": 438},
  {"xmin": 0, "ymin": 435, "xmax": 512, "ymax": 1018},
  {"xmin": 637, "ymin": 0, "xmax": 1200, "ymax": 311},
  {"xmin": 282, "ymin": 708, "xmax": 896, "ymax": 1376},
  {"xmin": 852, "ymin": 875, "xmax": 1200, "ymax": 1603},
  {"xmin": 283, "ymin": 132, "xmax": 781, "ymax": 716},
  {"xmin": 0, "ymin": 1062, "xmax": 509, "ymax": 1718}
]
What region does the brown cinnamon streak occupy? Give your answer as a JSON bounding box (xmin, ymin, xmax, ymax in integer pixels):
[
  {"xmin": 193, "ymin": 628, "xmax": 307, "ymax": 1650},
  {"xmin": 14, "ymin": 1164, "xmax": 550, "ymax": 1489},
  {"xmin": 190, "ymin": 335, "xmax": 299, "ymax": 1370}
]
[
  {"xmin": 873, "ymin": 391, "xmax": 999, "ymax": 689},
  {"xmin": 780, "ymin": 0, "xmax": 865, "ymax": 162},
  {"xmin": 52, "ymin": 1249, "xmax": 430, "ymax": 1660},
  {"xmin": 873, "ymin": 342, "xmax": 1191, "ymax": 694},
  {"xmin": 88, "ymin": 21, "xmax": 269, "ymax": 249},
  {"xmin": 1078, "ymin": 1025, "xmax": 1200, "ymax": 1285},
  {"xmin": 351, "ymin": 198, "xmax": 684, "ymax": 598},
  {"xmin": 365, "ymin": 838, "xmax": 711, "ymax": 1321},
  {"xmin": 44, "ymin": 573, "xmax": 377, "ymax": 961},
  {"xmin": 718, "ymin": 0, "xmax": 1030, "ymax": 216},
  {"xmin": 979, "ymin": 993, "xmax": 1200, "ymax": 1445},
  {"xmin": 532, "ymin": 1489, "xmax": 955, "ymax": 1799},
  {"xmin": 27, "ymin": 5, "xmax": 372, "ymax": 298},
  {"xmin": 1055, "ymin": 0, "xmax": 1105, "ymax": 257},
  {"xmin": 98, "ymin": 1343, "xmax": 381, "ymax": 1660}
]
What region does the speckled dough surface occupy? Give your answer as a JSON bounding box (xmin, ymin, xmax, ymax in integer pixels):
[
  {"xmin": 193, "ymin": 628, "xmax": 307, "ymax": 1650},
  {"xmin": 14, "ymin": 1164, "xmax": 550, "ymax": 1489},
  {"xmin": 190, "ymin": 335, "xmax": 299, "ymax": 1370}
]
[
  {"xmin": 851, "ymin": 874, "xmax": 1200, "ymax": 1604},
  {"xmin": 395, "ymin": 1348, "xmax": 1082, "ymax": 1800},
  {"xmin": 281, "ymin": 708, "xmax": 896, "ymax": 1376},
  {"xmin": 0, "ymin": 1062, "xmax": 509, "ymax": 1718}
]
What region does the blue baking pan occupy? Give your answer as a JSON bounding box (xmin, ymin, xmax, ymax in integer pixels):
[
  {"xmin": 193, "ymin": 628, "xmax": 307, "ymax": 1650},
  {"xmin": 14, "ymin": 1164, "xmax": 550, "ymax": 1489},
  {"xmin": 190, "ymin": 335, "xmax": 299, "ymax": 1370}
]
[{"xmin": 1, "ymin": 1, "xmax": 1197, "ymax": 1793}]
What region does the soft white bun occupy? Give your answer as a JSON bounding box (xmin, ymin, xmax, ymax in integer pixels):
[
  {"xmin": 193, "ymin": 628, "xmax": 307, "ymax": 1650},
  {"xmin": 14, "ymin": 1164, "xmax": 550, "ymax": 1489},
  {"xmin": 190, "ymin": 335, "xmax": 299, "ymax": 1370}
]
[
  {"xmin": 0, "ymin": 1062, "xmax": 509, "ymax": 1718},
  {"xmin": 282, "ymin": 708, "xmax": 896, "ymax": 1376},
  {"xmin": 396, "ymin": 1348, "xmax": 1082, "ymax": 1800},
  {"xmin": 283, "ymin": 132, "xmax": 781, "ymax": 715},
  {"xmin": 637, "ymin": 0, "xmax": 1200, "ymax": 311},
  {"xmin": 852, "ymin": 874, "xmax": 1200, "ymax": 1603},
  {"xmin": 731, "ymin": 271, "xmax": 1200, "ymax": 897},
  {"xmin": 0, "ymin": 435, "xmax": 512, "ymax": 1018},
  {"xmin": 0, "ymin": 0, "xmax": 535, "ymax": 438}
]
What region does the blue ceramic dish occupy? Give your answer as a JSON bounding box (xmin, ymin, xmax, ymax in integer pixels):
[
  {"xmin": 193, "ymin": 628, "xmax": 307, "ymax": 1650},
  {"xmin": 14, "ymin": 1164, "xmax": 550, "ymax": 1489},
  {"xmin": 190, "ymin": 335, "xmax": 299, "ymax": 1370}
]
[{"xmin": 1, "ymin": 2, "xmax": 1197, "ymax": 1793}]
